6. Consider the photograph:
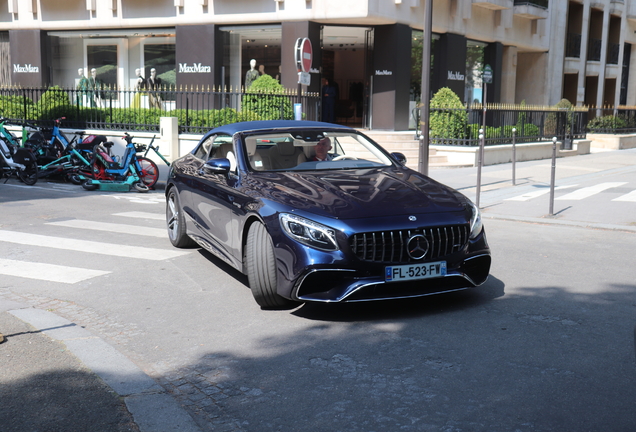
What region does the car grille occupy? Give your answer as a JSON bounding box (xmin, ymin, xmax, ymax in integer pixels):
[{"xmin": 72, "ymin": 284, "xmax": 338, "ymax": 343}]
[{"xmin": 349, "ymin": 225, "xmax": 469, "ymax": 263}]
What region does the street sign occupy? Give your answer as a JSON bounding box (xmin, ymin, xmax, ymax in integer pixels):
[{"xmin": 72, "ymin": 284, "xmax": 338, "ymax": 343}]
[
  {"xmin": 298, "ymin": 71, "xmax": 310, "ymax": 86},
  {"xmin": 483, "ymin": 64, "xmax": 493, "ymax": 84},
  {"xmin": 295, "ymin": 38, "xmax": 313, "ymax": 73}
]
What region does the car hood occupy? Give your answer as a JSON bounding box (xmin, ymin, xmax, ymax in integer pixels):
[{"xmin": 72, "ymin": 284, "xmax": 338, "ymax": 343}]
[{"xmin": 244, "ymin": 168, "xmax": 466, "ymax": 219}]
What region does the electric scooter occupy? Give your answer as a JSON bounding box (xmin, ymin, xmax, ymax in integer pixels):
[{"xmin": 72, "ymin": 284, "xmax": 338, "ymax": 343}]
[{"xmin": 79, "ymin": 136, "xmax": 149, "ymax": 193}]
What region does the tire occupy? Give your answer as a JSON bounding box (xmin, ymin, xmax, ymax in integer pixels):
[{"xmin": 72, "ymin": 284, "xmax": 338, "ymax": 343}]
[
  {"xmin": 68, "ymin": 173, "xmax": 83, "ymax": 185},
  {"xmin": 82, "ymin": 180, "xmax": 98, "ymax": 191},
  {"xmin": 245, "ymin": 222, "xmax": 298, "ymax": 309},
  {"xmin": 133, "ymin": 182, "xmax": 149, "ymax": 193},
  {"xmin": 17, "ymin": 163, "xmax": 38, "ymax": 186},
  {"xmin": 136, "ymin": 157, "xmax": 159, "ymax": 189},
  {"xmin": 166, "ymin": 188, "xmax": 196, "ymax": 248}
]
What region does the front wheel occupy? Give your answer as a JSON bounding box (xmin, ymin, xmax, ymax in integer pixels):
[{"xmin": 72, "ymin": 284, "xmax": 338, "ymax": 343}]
[
  {"xmin": 166, "ymin": 188, "xmax": 196, "ymax": 248},
  {"xmin": 136, "ymin": 157, "xmax": 159, "ymax": 189},
  {"xmin": 82, "ymin": 180, "xmax": 98, "ymax": 191},
  {"xmin": 17, "ymin": 163, "xmax": 38, "ymax": 186},
  {"xmin": 245, "ymin": 222, "xmax": 299, "ymax": 309},
  {"xmin": 133, "ymin": 182, "xmax": 149, "ymax": 193}
]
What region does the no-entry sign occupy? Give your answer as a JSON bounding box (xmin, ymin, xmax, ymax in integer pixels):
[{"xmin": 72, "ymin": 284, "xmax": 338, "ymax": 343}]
[{"xmin": 295, "ymin": 38, "xmax": 312, "ymax": 73}]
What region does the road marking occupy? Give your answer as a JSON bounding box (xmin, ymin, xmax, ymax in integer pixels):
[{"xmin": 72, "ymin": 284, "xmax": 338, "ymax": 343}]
[
  {"xmin": 555, "ymin": 182, "xmax": 628, "ymax": 200},
  {"xmin": 46, "ymin": 220, "xmax": 166, "ymax": 237},
  {"xmin": 612, "ymin": 190, "xmax": 636, "ymax": 202},
  {"xmin": 505, "ymin": 185, "xmax": 578, "ymax": 201},
  {"xmin": 0, "ymin": 230, "xmax": 188, "ymax": 260},
  {"xmin": 106, "ymin": 195, "xmax": 165, "ymax": 204},
  {"xmin": 1, "ymin": 183, "xmax": 79, "ymax": 193},
  {"xmin": 113, "ymin": 211, "xmax": 164, "ymax": 221},
  {"xmin": 0, "ymin": 258, "xmax": 109, "ymax": 283}
]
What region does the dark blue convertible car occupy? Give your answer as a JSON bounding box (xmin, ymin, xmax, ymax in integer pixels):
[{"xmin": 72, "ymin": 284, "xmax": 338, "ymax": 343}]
[{"xmin": 166, "ymin": 120, "xmax": 491, "ymax": 309}]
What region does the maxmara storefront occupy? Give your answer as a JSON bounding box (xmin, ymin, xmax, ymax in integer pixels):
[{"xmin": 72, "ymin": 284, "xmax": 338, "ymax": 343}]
[{"xmin": 4, "ymin": 0, "xmax": 629, "ymax": 131}]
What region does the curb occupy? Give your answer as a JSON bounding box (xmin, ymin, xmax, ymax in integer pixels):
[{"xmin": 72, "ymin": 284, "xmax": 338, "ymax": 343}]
[
  {"xmin": 484, "ymin": 213, "xmax": 636, "ymax": 233},
  {"xmin": 4, "ymin": 302, "xmax": 201, "ymax": 432}
]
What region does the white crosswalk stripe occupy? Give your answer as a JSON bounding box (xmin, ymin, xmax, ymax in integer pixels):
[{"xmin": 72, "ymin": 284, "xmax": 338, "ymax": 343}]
[
  {"xmin": 113, "ymin": 211, "xmax": 165, "ymax": 221},
  {"xmin": 505, "ymin": 185, "xmax": 578, "ymax": 201},
  {"xmin": 0, "ymin": 230, "xmax": 187, "ymax": 260},
  {"xmin": 612, "ymin": 190, "xmax": 636, "ymax": 202},
  {"xmin": 555, "ymin": 182, "xmax": 627, "ymax": 200},
  {"xmin": 46, "ymin": 220, "xmax": 166, "ymax": 237},
  {"xmin": 0, "ymin": 258, "xmax": 109, "ymax": 284}
]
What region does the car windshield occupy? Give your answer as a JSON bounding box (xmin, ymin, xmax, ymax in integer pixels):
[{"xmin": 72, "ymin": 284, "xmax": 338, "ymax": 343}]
[{"xmin": 242, "ymin": 130, "xmax": 394, "ymax": 172}]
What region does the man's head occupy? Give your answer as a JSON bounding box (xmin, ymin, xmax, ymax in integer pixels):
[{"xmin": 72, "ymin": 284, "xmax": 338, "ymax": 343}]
[{"xmin": 315, "ymin": 137, "xmax": 332, "ymax": 160}]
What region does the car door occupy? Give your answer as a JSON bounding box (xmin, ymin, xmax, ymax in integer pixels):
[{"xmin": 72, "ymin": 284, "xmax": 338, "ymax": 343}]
[{"xmin": 187, "ymin": 134, "xmax": 242, "ymax": 267}]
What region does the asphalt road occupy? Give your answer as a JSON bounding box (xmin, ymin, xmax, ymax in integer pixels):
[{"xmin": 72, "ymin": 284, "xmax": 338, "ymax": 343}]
[{"xmin": 1, "ymin": 149, "xmax": 635, "ymax": 431}]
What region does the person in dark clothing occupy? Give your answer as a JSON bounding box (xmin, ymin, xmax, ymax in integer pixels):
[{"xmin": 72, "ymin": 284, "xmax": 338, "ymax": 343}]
[{"xmin": 321, "ymin": 78, "xmax": 337, "ymax": 123}]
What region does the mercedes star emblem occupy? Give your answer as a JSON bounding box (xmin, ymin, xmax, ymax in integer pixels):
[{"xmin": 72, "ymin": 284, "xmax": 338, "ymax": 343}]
[{"xmin": 406, "ymin": 234, "xmax": 429, "ymax": 260}]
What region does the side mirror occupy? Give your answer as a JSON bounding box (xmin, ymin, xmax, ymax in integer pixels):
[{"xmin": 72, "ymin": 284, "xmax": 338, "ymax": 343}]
[
  {"xmin": 391, "ymin": 152, "xmax": 407, "ymax": 166},
  {"xmin": 203, "ymin": 157, "xmax": 231, "ymax": 174}
]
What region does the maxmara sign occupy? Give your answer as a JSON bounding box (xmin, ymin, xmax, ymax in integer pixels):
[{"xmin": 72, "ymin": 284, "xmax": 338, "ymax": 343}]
[
  {"xmin": 178, "ymin": 63, "xmax": 212, "ymax": 73},
  {"xmin": 447, "ymin": 71, "xmax": 465, "ymax": 81},
  {"xmin": 13, "ymin": 64, "xmax": 39, "ymax": 73}
]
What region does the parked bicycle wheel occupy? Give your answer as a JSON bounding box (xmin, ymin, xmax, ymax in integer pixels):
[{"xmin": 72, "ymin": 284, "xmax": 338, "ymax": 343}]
[
  {"xmin": 17, "ymin": 162, "xmax": 38, "ymax": 185},
  {"xmin": 136, "ymin": 156, "xmax": 159, "ymax": 189}
]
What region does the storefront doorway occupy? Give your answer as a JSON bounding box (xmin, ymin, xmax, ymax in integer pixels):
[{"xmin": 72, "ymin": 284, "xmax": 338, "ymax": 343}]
[{"xmin": 321, "ymin": 26, "xmax": 373, "ymax": 128}]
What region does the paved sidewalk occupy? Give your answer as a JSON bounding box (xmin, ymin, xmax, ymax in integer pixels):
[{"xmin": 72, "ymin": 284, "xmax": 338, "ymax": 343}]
[
  {"xmin": 0, "ymin": 299, "xmax": 201, "ymax": 432},
  {"xmin": 429, "ymin": 147, "xmax": 636, "ymax": 230}
]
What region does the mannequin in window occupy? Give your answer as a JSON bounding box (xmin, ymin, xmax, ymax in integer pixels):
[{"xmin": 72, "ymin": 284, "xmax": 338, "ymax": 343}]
[
  {"xmin": 148, "ymin": 68, "xmax": 163, "ymax": 109},
  {"xmin": 76, "ymin": 68, "xmax": 89, "ymax": 106},
  {"xmin": 244, "ymin": 59, "xmax": 259, "ymax": 90},
  {"xmin": 135, "ymin": 68, "xmax": 147, "ymax": 91},
  {"xmin": 275, "ymin": 65, "xmax": 281, "ymax": 83},
  {"xmin": 258, "ymin": 64, "xmax": 265, "ymax": 76},
  {"xmin": 132, "ymin": 68, "xmax": 147, "ymax": 108},
  {"xmin": 88, "ymin": 68, "xmax": 103, "ymax": 108}
]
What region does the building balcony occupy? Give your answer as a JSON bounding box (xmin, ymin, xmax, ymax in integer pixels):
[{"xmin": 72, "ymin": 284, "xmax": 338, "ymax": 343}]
[
  {"xmin": 513, "ymin": 0, "xmax": 549, "ymax": 19},
  {"xmin": 471, "ymin": 0, "xmax": 512, "ymax": 11},
  {"xmin": 610, "ymin": 0, "xmax": 624, "ymax": 15},
  {"xmin": 587, "ymin": 38, "xmax": 602, "ymax": 62},
  {"xmin": 566, "ymin": 33, "xmax": 581, "ymax": 58}
]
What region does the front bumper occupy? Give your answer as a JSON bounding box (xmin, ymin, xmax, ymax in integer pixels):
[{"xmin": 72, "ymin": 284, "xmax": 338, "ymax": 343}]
[{"xmin": 290, "ymin": 253, "xmax": 491, "ymax": 302}]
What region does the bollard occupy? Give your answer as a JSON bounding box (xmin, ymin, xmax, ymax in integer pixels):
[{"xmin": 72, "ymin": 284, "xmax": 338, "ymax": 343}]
[
  {"xmin": 549, "ymin": 136, "xmax": 557, "ymax": 215},
  {"xmin": 512, "ymin": 127, "xmax": 517, "ymax": 186},
  {"xmin": 476, "ymin": 129, "xmax": 484, "ymax": 207}
]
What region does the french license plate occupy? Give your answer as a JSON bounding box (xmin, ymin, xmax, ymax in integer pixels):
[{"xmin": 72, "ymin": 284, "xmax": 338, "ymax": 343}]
[{"xmin": 385, "ymin": 261, "xmax": 447, "ymax": 282}]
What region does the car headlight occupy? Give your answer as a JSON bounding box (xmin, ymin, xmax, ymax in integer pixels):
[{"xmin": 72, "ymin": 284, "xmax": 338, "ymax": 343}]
[
  {"xmin": 469, "ymin": 201, "xmax": 483, "ymax": 239},
  {"xmin": 279, "ymin": 213, "xmax": 339, "ymax": 251}
]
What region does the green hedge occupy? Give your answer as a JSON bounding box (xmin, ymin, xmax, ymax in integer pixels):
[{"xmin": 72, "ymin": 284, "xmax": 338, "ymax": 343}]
[{"xmin": 587, "ymin": 115, "xmax": 628, "ymax": 132}]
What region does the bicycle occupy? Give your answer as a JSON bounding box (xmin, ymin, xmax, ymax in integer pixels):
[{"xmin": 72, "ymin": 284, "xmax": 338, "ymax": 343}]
[
  {"xmin": 124, "ymin": 133, "xmax": 160, "ymax": 189},
  {"xmin": 80, "ymin": 136, "xmax": 150, "ymax": 193},
  {"xmin": 140, "ymin": 134, "xmax": 171, "ymax": 167}
]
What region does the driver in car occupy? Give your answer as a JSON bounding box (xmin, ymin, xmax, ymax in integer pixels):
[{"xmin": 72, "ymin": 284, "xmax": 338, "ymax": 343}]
[{"xmin": 312, "ymin": 137, "xmax": 332, "ymax": 161}]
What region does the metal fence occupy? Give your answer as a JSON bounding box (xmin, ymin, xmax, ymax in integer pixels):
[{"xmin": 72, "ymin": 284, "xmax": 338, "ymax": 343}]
[
  {"xmin": 586, "ymin": 106, "xmax": 636, "ymax": 134},
  {"xmin": 414, "ymin": 105, "xmax": 588, "ymax": 147},
  {"xmin": 0, "ymin": 86, "xmax": 321, "ymax": 134}
]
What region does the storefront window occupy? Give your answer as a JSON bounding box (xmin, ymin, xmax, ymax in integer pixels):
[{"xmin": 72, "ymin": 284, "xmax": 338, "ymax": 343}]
[
  {"xmin": 87, "ymin": 45, "xmax": 118, "ymax": 88},
  {"xmin": 465, "ymin": 40, "xmax": 486, "ymax": 105},
  {"xmin": 47, "ymin": 29, "xmax": 175, "ymax": 92},
  {"xmin": 143, "ymin": 43, "xmax": 176, "ymax": 88},
  {"xmin": 219, "ymin": 25, "xmax": 282, "ymax": 91}
]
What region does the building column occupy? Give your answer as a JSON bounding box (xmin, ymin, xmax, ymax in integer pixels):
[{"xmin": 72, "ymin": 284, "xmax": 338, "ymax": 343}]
[
  {"xmin": 281, "ymin": 22, "xmax": 321, "ymax": 94},
  {"xmin": 9, "ymin": 30, "xmax": 48, "ymax": 87},
  {"xmin": 175, "ymin": 25, "xmax": 220, "ymax": 89},
  {"xmin": 576, "ymin": 3, "xmax": 591, "ymax": 106},
  {"xmin": 371, "ymin": 24, "xmax": 411, "ymax": 130},
  {"xmin": 500, "ymin": 46, "xmax": 517, "ymax": 104},
  {"xmin": 595, "ymin": 7, "xmax": 610, "ymax": 110},
  {"xmin": 614, "ymin": 14, "xmax": 627, "ymax": 107}
]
